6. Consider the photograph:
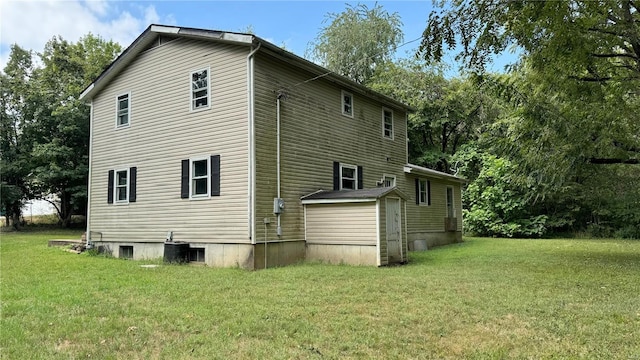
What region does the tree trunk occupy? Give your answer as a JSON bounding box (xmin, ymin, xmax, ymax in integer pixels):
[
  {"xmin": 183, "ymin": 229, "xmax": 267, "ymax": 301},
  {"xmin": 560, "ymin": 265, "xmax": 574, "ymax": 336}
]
[
  {"xmin": 10, "ymin": 204, "xmax": 22, "ymax": 230},
  {"xmin": 59, "ymin": 191, "xmax": 73, "ymax": 228}
]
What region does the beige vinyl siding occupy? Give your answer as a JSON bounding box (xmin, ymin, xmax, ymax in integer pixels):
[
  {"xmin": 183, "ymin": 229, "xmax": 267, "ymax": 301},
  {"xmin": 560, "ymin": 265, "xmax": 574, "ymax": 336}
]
[
  {"xmin": 406, "ymin": 176, "xmax": 463, "ymax": 233},
  {"xmin": 89, "ymin": 38, "xmax": 250, "ymax": 244},
  {"xmin": 305, "ymin": 203, "xmax": 377, "ymax": 245},
  {"xmin": 253, "ymin": 53, "xmax": 409, "ymax": 243}
]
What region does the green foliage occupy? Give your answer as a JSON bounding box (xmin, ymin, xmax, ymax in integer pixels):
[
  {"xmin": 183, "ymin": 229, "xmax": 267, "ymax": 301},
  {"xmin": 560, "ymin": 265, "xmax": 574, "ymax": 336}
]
[
  {"xmin": 0, "ymin": 45, "xmax": 39, "ymax": 228},
  {"xmin": 369, "ymin": 60, "xmax": 502, "ymax": 172},
  {"xmin": 421, "ymin": 1, "xmax": 640, "ymax": 80},
  {"xmin": 309, "ymin": 3, "xmax": 403, "ymax": 84},
  {"xmin": 417, "ymin": 0, "xmax": 639, "ymax": 238},
  {"xmin": 1, "ymin": 34, "xmax": 120, "ymax": 228},
  {"xmin": 457, "ymin": 149, "xmax": 547, "ymax": 237},
  {"xmin": 421, "ymin": 1, "xmax": 640, "ymax": 165}
]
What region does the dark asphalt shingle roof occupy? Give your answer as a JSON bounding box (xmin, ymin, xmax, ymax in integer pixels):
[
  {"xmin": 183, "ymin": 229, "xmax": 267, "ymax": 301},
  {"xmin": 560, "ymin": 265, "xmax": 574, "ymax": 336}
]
[{"xmin": 301, "ymin": 187, "xmax": 406, "ymax": 201}]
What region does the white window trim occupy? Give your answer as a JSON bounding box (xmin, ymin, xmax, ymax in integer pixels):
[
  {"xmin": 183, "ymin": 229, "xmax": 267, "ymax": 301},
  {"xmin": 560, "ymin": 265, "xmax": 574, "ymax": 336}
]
[
  {"xmin": 190, "ymin": 67, "xmax": 211, "ymax": 112},
  {"xmin": 418, "ymin": 179, "xmax": 429, "ymax": 206},
  {"xmin": 382, "ymin": 107, "xmax": 394, "ymax": 140},
  {"xmin": 115, "ymin": 92, "xmax": 131, "ymax": 129},
  {"xmin": 114, "ymin": 168, "xmax": 130, "ymax": 205},
  {"xmin": 189, "ymin": 156, "xmax": 211, "ymax": 200},
  {"xmin": 382, "ymin": 174, "xmax": 396, "ymax": 187},
  {"xmin": 341, "ymin": 90, "xmax": 354, "ymax": 118},
  {"xmin": 339, "ymin": 163, "xmax": 358, "ymax": 190}
]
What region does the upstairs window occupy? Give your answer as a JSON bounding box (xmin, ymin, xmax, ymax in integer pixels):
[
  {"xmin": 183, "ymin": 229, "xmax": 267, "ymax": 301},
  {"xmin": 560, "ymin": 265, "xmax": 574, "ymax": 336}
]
[
  {"xmin": 333, "ymin": 161, "xmax": 363, "ymax": 190},
  {"xmin": 340, "ymin": 164, "xmax": 358, "ymax": 190},
  {"xmin": 382, "ymin": 108, "xmax": 394, "ymax": 139},
  {"xmin": 341, "ymin": 90, "xmax": 353, "ymax": 117},
  {"xmin": 191, "ymin": 68, "xmax": 210, "ymax": 111},
  {"xmin": 116, "ymin": 93, "xmax": 130, "ymax": 127}
]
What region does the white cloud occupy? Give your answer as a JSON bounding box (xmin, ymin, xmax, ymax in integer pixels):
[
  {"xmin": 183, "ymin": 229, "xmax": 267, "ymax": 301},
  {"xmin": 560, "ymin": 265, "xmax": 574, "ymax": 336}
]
[
  {"xmin": 84, "ymin": 0, "xmax": 109, "ymax": 17},
  {"xmin": 0, "ymin": 0, "xmax": 174, "ymax": 68}
]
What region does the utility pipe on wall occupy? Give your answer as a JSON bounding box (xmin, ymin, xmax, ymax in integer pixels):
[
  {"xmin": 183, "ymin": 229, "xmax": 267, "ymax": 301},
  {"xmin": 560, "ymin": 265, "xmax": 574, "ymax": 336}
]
[
  {"xmin": 276, "ymin": 92, "xmax": 283, "ymax": 237},
  {"xmin": 246, "ymin": 42, "xmax": 261, "ymax": 245}
]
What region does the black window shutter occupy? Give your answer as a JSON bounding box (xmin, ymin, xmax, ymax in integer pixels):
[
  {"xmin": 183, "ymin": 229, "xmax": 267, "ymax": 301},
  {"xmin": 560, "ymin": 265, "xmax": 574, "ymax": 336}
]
[
  {"xmin": 427, "ymin": 180, "xmax": 431, "ymax": 205},
  {"xmin": 129, "ymin": 167, "xmax": 137, "ymax": 202},
  {"xmin": 107, "ymin": 170, "xmax": 114, "ymax": 204},
  {"xmin": 415, "ymin": 178, "xmax": 419, "ymax": 205},
  {"xmin": 181, "ymin": 159, "xmax": 189, "ymax": 198},
  {"xmin": 333, "ymin": 161, "xmax": 340, "ymax": 190},
  {"xmin": 211, "ymin": 155, "xmax": 220, "ymax": 196},
  {"xmin": 357, "ymin": 165, "xmax": 363, "ymax": 189}
]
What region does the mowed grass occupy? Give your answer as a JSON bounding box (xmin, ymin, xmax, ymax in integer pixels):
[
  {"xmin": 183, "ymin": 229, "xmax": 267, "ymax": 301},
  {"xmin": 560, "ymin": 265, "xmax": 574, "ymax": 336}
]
[{"xmin": 1, "ymin": 230, "xmax": 639, "ymax": 359}]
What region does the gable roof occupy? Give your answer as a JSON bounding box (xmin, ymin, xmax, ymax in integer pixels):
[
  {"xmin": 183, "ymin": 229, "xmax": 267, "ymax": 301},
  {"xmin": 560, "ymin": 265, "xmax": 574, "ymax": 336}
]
[
  {"xmin": 301, "ymin": 187, "xmax": 408, "ymax": 204},
  {"xmin": 79, "ymin": 24, "xmax": 414, "ymax": 112}
]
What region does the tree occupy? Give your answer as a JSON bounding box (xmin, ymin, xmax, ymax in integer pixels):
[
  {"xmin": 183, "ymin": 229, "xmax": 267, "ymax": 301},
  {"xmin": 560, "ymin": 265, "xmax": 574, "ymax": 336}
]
[
  {"xmin": 369, "ymin": 60, "xmax": 502, "ymax": 172},
  {"xmin": 309, "ymin": 3, "xmax": 403, "ymax": 84},
  {"xmin": 417, "ymin": 1, "xmax": 639, "ymax": 237},
  {"xmin": 419, "ymin": 0, "xmax": 640, "ymax": 165},
  {"xmin": 420, "ymin": 0, "xmax": 640, "ymax": 80},
  {"xmin": 0, "ymin": 45, "xmax": 39, "ymax": 228},
  {"xmin": 1, "ymin": 34, "xmax": 121, "ymax": 228},
  {"xmin": 30, "ymin": 35, "xmax": 121, "ymax": 227},
  {"xmin": 456, "ymin": 150, "xmax": 549, "ymax": 238}
]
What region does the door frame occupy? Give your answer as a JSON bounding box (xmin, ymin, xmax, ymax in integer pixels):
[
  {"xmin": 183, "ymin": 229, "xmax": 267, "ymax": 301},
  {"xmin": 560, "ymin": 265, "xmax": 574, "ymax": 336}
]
[{"xmin": 385, "ymin": 196, "xmax": 403, "ymax": 262}]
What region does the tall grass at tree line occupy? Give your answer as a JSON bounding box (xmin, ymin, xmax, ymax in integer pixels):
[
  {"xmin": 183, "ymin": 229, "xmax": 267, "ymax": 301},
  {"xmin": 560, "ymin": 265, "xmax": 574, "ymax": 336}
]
[{"xmin": 1, "ymin": 230, "xmax": 639, "ymax": 359}]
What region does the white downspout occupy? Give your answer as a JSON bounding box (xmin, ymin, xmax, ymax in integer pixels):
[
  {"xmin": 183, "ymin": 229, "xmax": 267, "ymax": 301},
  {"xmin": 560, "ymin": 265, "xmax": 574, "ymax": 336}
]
[
  {"xmin": 85, "ymin": 100, "xmax": 94, "ymax": 247},
  {"xmin": 247, "ymin": 42, "xmax": 260, "ymax": 246}
]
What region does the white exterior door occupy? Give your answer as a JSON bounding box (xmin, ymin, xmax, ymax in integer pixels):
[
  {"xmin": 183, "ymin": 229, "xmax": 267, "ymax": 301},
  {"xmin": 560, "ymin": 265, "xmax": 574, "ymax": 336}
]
[{"xmin": 386, "ymin": 197, "xmax": 402, "ymax": 261}]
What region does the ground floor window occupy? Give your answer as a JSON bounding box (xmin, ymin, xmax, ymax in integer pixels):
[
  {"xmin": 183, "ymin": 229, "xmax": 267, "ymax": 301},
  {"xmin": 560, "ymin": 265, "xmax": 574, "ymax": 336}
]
[{"xmin": 417, "ymin": 179, "xmax": 431, "ymax": 205}]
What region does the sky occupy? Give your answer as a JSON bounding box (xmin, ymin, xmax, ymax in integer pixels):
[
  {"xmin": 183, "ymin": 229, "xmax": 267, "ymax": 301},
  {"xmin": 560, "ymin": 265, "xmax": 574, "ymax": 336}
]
[{"xmin": 0, "ymin": 0, "xmax": 474, "ymax": 69}]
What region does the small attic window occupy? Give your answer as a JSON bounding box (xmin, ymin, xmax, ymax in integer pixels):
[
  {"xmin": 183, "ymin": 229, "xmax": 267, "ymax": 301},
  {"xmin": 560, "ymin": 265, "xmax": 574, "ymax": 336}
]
[{"xmin": 191, "ymin": 68, "xmax": 210, "ymax": 111}]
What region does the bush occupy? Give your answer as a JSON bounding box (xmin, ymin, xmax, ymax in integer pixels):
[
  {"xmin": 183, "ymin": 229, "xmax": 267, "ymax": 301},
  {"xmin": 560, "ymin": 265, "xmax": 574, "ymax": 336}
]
[{"xmin": 614, "ymin": 226, "xmax": 640, "ymax": 240}]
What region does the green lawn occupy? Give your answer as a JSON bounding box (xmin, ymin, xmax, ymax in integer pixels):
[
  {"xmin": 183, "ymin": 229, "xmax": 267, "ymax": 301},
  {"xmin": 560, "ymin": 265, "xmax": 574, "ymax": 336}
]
[{"xmin": 1, "ymin": 230, "xmax": 639, "ymax": 359}]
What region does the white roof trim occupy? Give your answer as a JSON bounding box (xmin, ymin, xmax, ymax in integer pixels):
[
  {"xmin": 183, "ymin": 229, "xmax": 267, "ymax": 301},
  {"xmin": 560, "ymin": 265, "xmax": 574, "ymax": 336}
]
[
  {"xmin": 79, "ymin": 83, "xmax": 94, "ymax": 101},
  {"xmin": 222, "ymin": 33, "xmax": 253, "ymax": 43},
  {"xmin": 150, "ymin": 25, "xmax": 180, "ymax": 34},
  {"xmin": 301, "ymin": 198, "xmax": 377, "ymax": 205},
  {"xmin": 404, "ymin": 164, "xmax": 467, "ymax": 183}
]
